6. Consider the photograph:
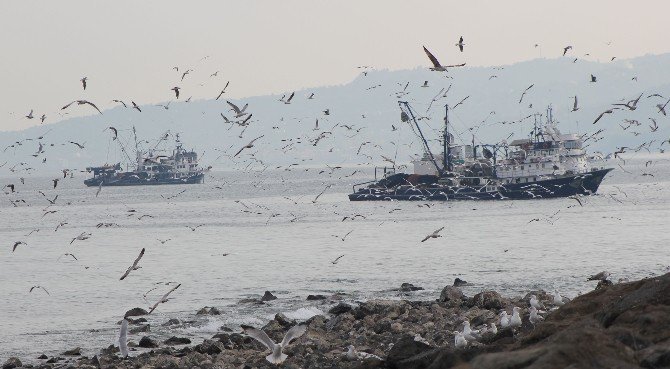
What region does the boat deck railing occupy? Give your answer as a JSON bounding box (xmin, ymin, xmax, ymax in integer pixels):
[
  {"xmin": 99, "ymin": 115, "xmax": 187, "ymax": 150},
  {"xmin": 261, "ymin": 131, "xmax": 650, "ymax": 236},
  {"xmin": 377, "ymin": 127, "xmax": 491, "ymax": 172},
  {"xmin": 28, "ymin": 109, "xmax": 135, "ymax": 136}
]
[{"xmin": 351, "ymin": 166, "xmax": 396, "ymax": 193}]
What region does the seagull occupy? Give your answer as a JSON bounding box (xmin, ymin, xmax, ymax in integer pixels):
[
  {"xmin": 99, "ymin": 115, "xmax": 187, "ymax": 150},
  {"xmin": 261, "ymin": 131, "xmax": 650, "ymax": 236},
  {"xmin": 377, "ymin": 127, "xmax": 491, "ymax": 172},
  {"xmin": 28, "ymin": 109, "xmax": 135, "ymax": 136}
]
[
  {"xmin": 227, "ymin": 101, "xmax": 249, "ymax": 118},
  {"xmin": 215, "ymin": 81, "xmax": 230, "ymax": 100},
  {"xmin": 234, "ymin": 135, "xmax": 264, "ymax": 157},
  {"xmin": 69, "ymin": 141, "xmax": 85, "ymax": 149},
  {"xmin": 29, "ymin": 286, "xmax": 50, "ymax": 295},
  {"xmin": 529, "ymin": 306, "xmax": 544, "ymax": 325},
  {"xmin": 181, "ymin": 69, "xmax": 192, "ymax": 81},
  {"xmin": 456, "ymin": 36, "xmax": 464, "ymax": 52},
  {"xmin": 509, "ymin": 307, "xmax": 522, "ymax": 328},
  {"xmin": 519, "ymin": 84, "xmax": 534, "ymax": 104},
  {"xmin": 571, "ymin": 96, "xmax": 579, "ymax": 112},
  {"xmin": 80, "ymin": 77, "xmax": 87, "ymax": 90},
  {"xmin": 345, "ymin": 345, "xmax": 382, "ymax": 361},
  {"xmin": 96, "ymin": 181, "xmax": 103, "ymax": 197},
  {"xmin": 12, "ymin": 241, "xmax": 27, "ymax": 252},
  {"xmin": 283, "ymin": 92, "xmax": 295, "ymax": 104},
  {"xmin": 552, "ymin": 290, "xmax": 565, "ymax": 306},
  {"xmin": 52, "ymin": 178, "xmax": 59, "ymax": 189},
  {"xmin": 25, "ymin": 109, "xmax": 34, "ymax": 119},
  {"xmin": 131, "ymin": 101, "xmax": 141, "ymax": 112},
  {"xmin": 657, "ymin": 98, "xmax": 670, "ymax": 116},
  {"xmin": 593, "ymin": 109, "xmax": 617, "ymax": 124},
  {"xmin": 61, "ymin": 100, "xmax": 103, "ymax": 114},
  {"xmin": 171, "ymin": 87, "xmax": 180, "ymax": 99},
  {"xmin": 499, "ymin": 311, "xmax": 510, "ymax": 328},
  {"xmin": 529, "ymin": 294, "xmax": 545, "ymax": 309},
  {"xmin": 112, "ymin": 99, "xmax": 127, "ymax": 108},
  {"xmin": 454, "ymin": 331, "xmax": 467, "ymax": 348},
  {"xmin": 312, "ymin": 184, "xmax": 333, "ymax": 203},
  {"xmin": 587, "ymin": 271, "xmax": 610, "ymax": 281},
  {"xmin": 5, "ymin": 184, "xmax": 15, "ymax": 193},
  {"xmin": 119, "ymin": 248, "xmax": 145, "ymax": 280},
  {"xmin": 119, "ymin": 319, "xmax": 129, "ymax": 358},
  {"xmin": 307, "ymin": 93, "xmax": 315, "ymax": 99},
  {"xmin": 70, "ymin": 232, "xmax": 92, "ymax": 244},
  {"xmin": 58, "ymin": 253, "xmax": 78, "ymax": 261},
  {"xmin": 185, "ymin": 224, "xmax": 204, "ymax": 231},
  {"xmin": 148, "ymin": 283, "xmax": 181, "ymax": 314},
  {"xmin": 562, "ymin": 45, "xmax": 572, "ymax": 56},
  {"xmin": 241, "ymin": 324, "xmax": 307, "ymax": 365},
  {"xmin": 421, "ymin": 226, "xmax": 444, "ymax": 242},
  {"xmin": 331, "ymin": 254, "xmax": 345, "ymax": 264},
  {"xmin": 323, "ymin": 109, "xmax": 330, "ymax": 115},
  {"xmin": 590, "ymin": 74, "xmax": 597, "ymax": 83},
  {"xmin": 331, "ymin": 230, "xmax": 353, "ymax": 242},
  {"xmin": 157, "ymin": 238, "xmax": 171, "ymax": 244},
  {"xmin": 422, "ymin": 46, "xmax": 464, "ymax": 71},
  {"xmin": 613, "ymin": 93, "xmax": 643, "ymax": 110},
  {"xmin": 40, "ymin": 114, "xmax": 46, "ymax": 123}
]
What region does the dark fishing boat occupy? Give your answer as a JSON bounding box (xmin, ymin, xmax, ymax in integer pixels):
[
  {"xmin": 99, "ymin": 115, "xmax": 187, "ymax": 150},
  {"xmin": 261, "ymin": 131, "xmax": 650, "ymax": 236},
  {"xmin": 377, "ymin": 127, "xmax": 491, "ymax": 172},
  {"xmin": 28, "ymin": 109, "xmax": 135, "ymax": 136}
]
[
  {"xmin": 84, "ymin": 129, "xmax": 205, "ymax": 187},
  {"xmin": 349, "ymin": 102, "xmax": 612, "ymax": 201}
]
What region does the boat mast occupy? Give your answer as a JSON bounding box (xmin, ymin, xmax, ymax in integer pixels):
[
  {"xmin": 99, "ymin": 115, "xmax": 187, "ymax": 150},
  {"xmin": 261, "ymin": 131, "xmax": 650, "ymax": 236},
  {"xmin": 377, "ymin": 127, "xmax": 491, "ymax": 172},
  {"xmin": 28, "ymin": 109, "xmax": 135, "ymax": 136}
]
[
  {"xmin": 443, "ymin": 104, "xmax": 451, "ymax": 173},
  {"xmin": 398, "ymin": 101, "xmax": 442, "ymax": 175}
]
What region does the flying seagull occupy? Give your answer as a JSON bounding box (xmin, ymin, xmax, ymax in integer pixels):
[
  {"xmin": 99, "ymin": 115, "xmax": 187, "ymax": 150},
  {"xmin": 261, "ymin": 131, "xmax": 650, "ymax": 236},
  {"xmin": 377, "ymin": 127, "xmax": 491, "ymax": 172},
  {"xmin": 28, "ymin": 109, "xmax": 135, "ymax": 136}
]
[
  {"xmin": 571, "ymin": 96, "xmax": 579, "ymax": 112},
  {"xmin": 592, "ymin": 108, "xmax": 617, "ymax": 124},
  {"xmin": 12, "ymin": 241, "xmax": 26, "ymax": 252},
  {"xmin": 148, "ymin": 283, "xmax": 181, "ymax": 314},
  {"xmin": 80, "ymin": 77, "xmax": 87, "ymax": 90},
  {"xmin": 215, "ymin": 81, "xmax": 230, "ymax": 100},
  {"xmin": 171, "ymin": 87, "xmax": 180, "ymax": 99},
  {"xmin": 456, "ymin": 36, "xmax": 464, "ymax": 52},
  {"xmin": 590, "ymin": 74, "xmax": 597, "ymax": 83},
  {"xmin": 131, "ymin": 101, "xmax": 141, "ymax": 112},
  {"xmin": 25, "ymin": 109, "xmax": 34, "ymax": 119},
  {"xmin": 331, "ymin": 254, "xmax": 345, "ymax": 264},
  {"xmin": 562, "ymin": 45, "xmax": 572, "ymax": 56},
  {"xmin": 234, "ymin": 135, "xmax": 264, "ymax": 157},
  {"xmin": 519, "ymin": 84, "xmax": 534, "ymax": 104},
  {"xmin": 105, "ymin": 126, "xmax": 118, "ymax": 140},
  {"xmin": 29, "ymin": 286, "xmax": 50, "ymax": 295},
  {"xmin": 227, "ymin": 101, "xmax": 249, "ymax": 117},
  {"xmin": 421, "ymin": 227, "xmax": 444, "ymax": 242},
  {"xmin": 241, "ymin": 324, "xmax": 307, "ymax": 365},
  {"xmin": 61, "ymin": 100, "xmax": 103, "ymax": 114},
  {"xmin": 422, "ymin": 46, "xmax": 465, "ymax": 71},
  {"xmin": 119, "ymin": 248, "xmax": 145, "ymax": 280}
]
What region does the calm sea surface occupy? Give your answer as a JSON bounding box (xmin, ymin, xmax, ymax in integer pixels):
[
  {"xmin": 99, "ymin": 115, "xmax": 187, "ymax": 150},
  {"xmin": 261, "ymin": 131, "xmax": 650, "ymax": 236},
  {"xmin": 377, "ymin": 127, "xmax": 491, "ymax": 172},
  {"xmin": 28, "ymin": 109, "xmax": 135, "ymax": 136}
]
[{"xmin": 1, "ymin": 155, "xmax": 669, "ymax": 360}]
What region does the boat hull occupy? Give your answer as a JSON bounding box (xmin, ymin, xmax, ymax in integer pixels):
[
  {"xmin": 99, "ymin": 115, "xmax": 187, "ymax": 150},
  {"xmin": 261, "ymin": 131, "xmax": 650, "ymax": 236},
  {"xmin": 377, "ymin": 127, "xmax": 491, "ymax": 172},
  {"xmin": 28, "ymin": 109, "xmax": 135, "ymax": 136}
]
[
  {"xmin": 84, "ymin": 173, "xmax": 204, "ymax": 187},
  {"xmin": 348, "ymin": 168, "xmax": 613, "ymax": 201}
]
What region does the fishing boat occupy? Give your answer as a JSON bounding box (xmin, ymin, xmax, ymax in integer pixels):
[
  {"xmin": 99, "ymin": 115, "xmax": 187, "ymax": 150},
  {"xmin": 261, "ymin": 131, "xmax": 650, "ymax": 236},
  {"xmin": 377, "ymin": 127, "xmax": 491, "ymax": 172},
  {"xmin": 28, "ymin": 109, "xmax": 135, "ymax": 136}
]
[
  {"xmin": 84, "ymin": 129, "xmax": 205, "ymax": 187},
  {"xmin": 349, "ymin": 102, "xmax": 612, "ymax": 201}
]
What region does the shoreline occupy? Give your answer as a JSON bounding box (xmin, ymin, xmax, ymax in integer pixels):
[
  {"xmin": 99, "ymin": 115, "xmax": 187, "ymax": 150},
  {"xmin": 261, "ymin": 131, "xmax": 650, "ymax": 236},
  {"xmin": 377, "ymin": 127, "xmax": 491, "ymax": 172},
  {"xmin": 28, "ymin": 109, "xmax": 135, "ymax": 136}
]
[{"xmin": 4, "ymin": 273, "xmax": 670, "ymax": 369}]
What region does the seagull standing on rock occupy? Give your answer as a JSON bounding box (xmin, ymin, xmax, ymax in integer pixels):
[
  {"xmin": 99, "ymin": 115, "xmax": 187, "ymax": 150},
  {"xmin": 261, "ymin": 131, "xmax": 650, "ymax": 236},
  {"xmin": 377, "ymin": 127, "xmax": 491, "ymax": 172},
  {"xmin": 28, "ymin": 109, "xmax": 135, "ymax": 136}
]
[
  {"xmin": 241, "ymin": 324, "xmax": 307, "ymax": 364},
  {"xmin": 453, "ymin": 331, "xmax": 468, "ymax": 348},
  {"xmin": 499, "ymin": 311, "xmax": 510, "ymax": 328},
  {"xmin": 587, "ymin": 271, "xmax": 610, "ymax": 281},
  {"xmin": 510, "ymin": 307, "xmax": 522, "ymax": 328},
  {"xmin": 529, "ymin": 306, "xmax": 544, "ymax": 325}
]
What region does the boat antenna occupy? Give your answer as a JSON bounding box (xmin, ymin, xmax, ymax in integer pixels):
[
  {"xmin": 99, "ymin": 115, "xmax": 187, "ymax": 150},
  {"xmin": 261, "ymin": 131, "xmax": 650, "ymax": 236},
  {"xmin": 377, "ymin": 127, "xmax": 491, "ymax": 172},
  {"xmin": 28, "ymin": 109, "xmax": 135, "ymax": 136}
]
[{"xmin": 398, "ymin": 101, "xmax": 442, "ymax": 175}]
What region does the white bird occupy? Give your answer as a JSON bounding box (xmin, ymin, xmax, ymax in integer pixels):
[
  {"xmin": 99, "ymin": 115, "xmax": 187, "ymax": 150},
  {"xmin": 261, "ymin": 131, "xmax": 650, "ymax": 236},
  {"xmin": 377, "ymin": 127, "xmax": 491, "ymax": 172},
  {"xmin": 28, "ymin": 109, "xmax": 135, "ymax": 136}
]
[
  {"xmin": 529, "ymin": 294, "xmax": 545, "ymax": 310},
  {"xmin": 95, "ymin": 181, "xmax": 103, "ymax": 197},
  {"xmin": 499, "ymin": 311, "xmax": 510, "ymax": 328},
  {"xmin": 119, "ymin": 319, "xmax": 129, "ymax": 358},
  {"xmin": 552, "ymin": 290, "xmax": 565, "ymax": 306},
  {"xmin": 234, "ymin": 135, "xmax": 264, "ymax": 157},
  {"xmin": 488, "ymin": 323, "xmax": 498, "ymax": 335},
  {"xmin": 148, "ymin": 283, "xmax": 181, "ymax": 314},
  {"xmin": 587, "ymin": 271, "xmax": 610, "ymax": 281},
  {"xmin": 510, "ymin": 307, "xmax": 522, "ymax": 328},
  {"xmin": 241, "ymin": 324, "xmax": 307, "ymax": 364},
  {"xmin": 529, "ymin": 306, "xmax": 544, "ymax": 325},
  {"xmin": 462, "ymin": 321, "xmax": 480, "ymax": 341},
  {"xmin": 454, "ymin": 331, "xmax": 468, "ymax": 348},
  {"xmin": 119, "ymin": 248, "xmax": 145, "ymax": 280},
  {"xmin": 421, "ymin": 226, "xmax": 444, "ymax": 242},
  {"xmin": 345, "ymin": 345, "xmax": 382, "ymax": 361},
  {"xmin": 226, "ymin": 101, "xmax": 249, "ymax": 118}
]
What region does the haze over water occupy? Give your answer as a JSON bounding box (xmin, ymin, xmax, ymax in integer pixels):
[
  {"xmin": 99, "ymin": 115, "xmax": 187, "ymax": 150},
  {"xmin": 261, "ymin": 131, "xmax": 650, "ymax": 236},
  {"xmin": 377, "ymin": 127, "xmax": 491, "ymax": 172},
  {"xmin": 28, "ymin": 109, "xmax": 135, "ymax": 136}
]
[{"xmin": 1, "ymin": 155, "xmax": 668, "ymax": 360}]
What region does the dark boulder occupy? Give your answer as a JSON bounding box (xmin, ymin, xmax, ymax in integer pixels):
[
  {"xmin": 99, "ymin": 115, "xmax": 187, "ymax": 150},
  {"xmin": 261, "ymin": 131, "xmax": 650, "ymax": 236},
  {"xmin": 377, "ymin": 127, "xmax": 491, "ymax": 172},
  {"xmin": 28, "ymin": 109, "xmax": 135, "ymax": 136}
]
[
  {"xmin": 329, "ymin": 302, "xmax": 353, "ymax": 315},
  {"xmin": 274, "ymin": 313, "xmax": 295, "ymax": 327},
  {"xmin": 138, "ymin": 336, "xmax": 158, "ymax": 348},
  {"xmin": 386, "ymin": 336, "xmax": 434, "ymax": 368},
  {"xmin": 124, "ymin": 307, "xmax": 148, "ymax": 318},
  {"xmin": 164, "ymin": 336, "xmax": 191, "ymax": 345},
  {"xmin": 196, "ymin": 306, "xmax": 221, "ymax": 315},
  {"xmin": 194, "ymin": 339, "xmax": 224, "ymax": 355},
  {"xmin": 471, "ymin": 290, "xmax": 505, "ymax": 310},
  {"xmin": 37, "ymin": 354, "xmax": 48, "ymax": 360},
  {"xmin": 307, "ymin": 294, "xmax": 327, "ymax": 300},
  {"xmin": 61, "ymin": 347, "xmax": 81, "ymax": 356},
  {"xmin": 439, "ymin": 286, "xmax": 464, "ymax": 303},
  {"xmin": 162, "ymin": 318, "xmax": 181, "ymax": 326},
  {"xmin": 453, "ymin": 278, "xmax": 468, "ymax": 287},
  {"xmin": 261, "ymin": 291, "xmax": 277, "ymax": 301},
  {"xmin": 2, "ymin": 358, "xmax": 21, "ymax": 369},
  {"xmin": 400, "ymin": 283, "xmax": 424, "ymax": 292}
]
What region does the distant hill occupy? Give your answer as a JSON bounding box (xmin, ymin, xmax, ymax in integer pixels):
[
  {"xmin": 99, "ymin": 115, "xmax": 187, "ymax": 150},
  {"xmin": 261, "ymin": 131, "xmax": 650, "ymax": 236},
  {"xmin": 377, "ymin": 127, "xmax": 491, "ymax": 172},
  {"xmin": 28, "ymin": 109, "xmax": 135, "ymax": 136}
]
[{"xmin": 2, "ymin": 54, "xmax": 669, "ymax": 175}]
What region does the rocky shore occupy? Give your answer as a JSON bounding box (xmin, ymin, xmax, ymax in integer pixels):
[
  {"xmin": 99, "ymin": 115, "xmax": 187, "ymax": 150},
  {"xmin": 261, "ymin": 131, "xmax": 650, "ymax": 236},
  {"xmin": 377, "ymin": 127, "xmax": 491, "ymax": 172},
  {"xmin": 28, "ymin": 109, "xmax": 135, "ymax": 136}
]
[{"xmin": 4, "ymin": 273, "xmax": 670, "ymax": 369}]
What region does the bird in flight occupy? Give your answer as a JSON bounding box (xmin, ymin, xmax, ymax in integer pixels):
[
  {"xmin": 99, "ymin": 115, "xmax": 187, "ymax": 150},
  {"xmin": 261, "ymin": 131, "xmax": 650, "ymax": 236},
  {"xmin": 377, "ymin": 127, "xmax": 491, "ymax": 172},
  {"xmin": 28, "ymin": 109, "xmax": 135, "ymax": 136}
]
[
  {"xmin": 571, "ymin": 96, "xmax": 579, "ymax": 112},
  {"xmin": 25, "ymin": 109, "xmax": 34, "ymax": 119},
  {"xmin": 241, "ymin": 324, "xmax": 307, "ymax": 365},
  {"xmin": 421, "ymin": 227, "xmax": 445, "ymax": 242},
  {"xmin": 148, "ymin": 283, "xmax": 181, "ymax": 314},
  {"xmin": 29, "ymin": 286, "xmax": 50, "ymax": 295},
  {"xmin": 455, "ymin": 36, "xmax": 464, "ymax": 52},
  {"xmin": 12, "ymin": 241, "xmax": 27, "ymax": 252},
  {"xmin": 61, "ymin": 100, "xmax": 102, "ymax": 114},
  {"xmin": 234, "ymin": 136, "xmax": 264, "ymax": 157},
  {"xmin": 518, "ymin": 84, "xmax": 534, "ymax": 104},
  {"xmin": 227, "ymin": 101, "xmax": 249, "ymax": 118},
  {"xmin": 331, "ymin": 230, "xmax": 353, "ymax": 242},
  {"xmin": 80, "ymin": 77, "xmax": 87, "ymax": 90},
  {"xmin": 592, "ymin": 108, "xmax": 618, "ymax": 124},
  {"xmin": 120, "ymin": 248, "xmax": 145, "ymax": 280},
  {"xmin": 331, "ymin": 254, "xmax": 345, "ymax": 264},
  {"xmin": 562, "ymin": 45, "xmax": 572, "ymax": 56},
  {"xmin": 171, "ymin": 87, "xmax": 180, "ymax": 99},
  {"xmin": 422, "ymin": 46, "xmax": 465, "ymax": 72},
  {"xmin": 185, "ymin": 224, "xmax": 204, "ymax": 231},
  {"xmin": 215, "ymin": 81, "xmax": 230, "ymax": 100}
]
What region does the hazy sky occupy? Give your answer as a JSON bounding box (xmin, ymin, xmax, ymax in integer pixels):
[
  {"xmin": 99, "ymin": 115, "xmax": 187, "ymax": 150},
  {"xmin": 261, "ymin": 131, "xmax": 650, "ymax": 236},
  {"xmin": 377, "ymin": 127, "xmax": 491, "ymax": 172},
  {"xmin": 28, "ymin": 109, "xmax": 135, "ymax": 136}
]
[{"xmin": 1, "ymin": 0, "xmax": 668, "ymax": 131}]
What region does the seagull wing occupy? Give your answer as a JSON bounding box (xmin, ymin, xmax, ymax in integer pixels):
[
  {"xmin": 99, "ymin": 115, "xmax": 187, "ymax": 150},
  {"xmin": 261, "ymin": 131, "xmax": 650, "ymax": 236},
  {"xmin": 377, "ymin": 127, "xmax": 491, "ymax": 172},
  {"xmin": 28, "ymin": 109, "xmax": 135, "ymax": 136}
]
[
  {"xmin": 83, "ymin": 100, "xmax": 103, "ymax": 114},
  {"xmin": 281, "ymin": 324, "xmax": 307, "ymax": 347},
  {"xmin": 149, "ymin": 283, "xmax": 181, "ymax": 314},
  {"xmin": 120, "ymin": 248, "xmax": 145, "ymax": 280},
  {"xmin": 435, "ymin": 226, "xmax": 445, "ymax": 234},
  {"xmin": 61, "ymin": 101, "xmax": 76, "ymax": 110},
  {"xmin": 119, "ymin": 319, "xmax": 129, "ymax": 357},
  {"xmin": 422, "ymin": 46, "xmax": 442, "ymax": 69},
  {"xmin": 242, "ymin": 325, "xmax": 276, "ymax": 351},
  {"xmin": 286, "ymin": 92, "xmax": 295, "ymax": 103}
]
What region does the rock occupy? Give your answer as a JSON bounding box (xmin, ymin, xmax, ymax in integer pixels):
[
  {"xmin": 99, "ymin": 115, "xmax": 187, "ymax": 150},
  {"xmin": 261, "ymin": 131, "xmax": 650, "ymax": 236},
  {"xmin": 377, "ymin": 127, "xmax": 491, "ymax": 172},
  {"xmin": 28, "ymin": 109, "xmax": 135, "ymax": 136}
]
[
  {"xmin": 162, "ymin": 318, "xmax": 181, "ymax": 326},
  {"xmin": 61, "ymin": 347, "xmax": 81, "ymax": 356},
  {"xmin": 306, "ymin": 294, "xmax": 327, "ymax": 300},
  {"xmin": 164, "ymin": 336, "xmax": 192, "ymax": 345},
  {"xmin": 400, "ymin": 283, "xmax": 424, "ymax": 292},
  {"xmin": 2, "ymin": 358, "xmax": 21, "ymax": 369},
  {"xmin": 138, "ymin": 336, "xmax": 158, "ymax": 348},
  {"xmin": 127, "ymin": 317, "xmax": 148, "ymax": 325},
  {"xmin": 196, "ymin": 306, "xmax": 221, "ymax": 315},
  {"xmin": 129, "ymin": 324, "xmax": 150, "ymax": 334},
  {"xmin": 596, "ymin": 279, "xmax": 614, "ymax": 290},
  {"xmin": 274, "ymin": 313, "xmax": 295, "ymax": 327},
  {"xmin": 453, "ymin": 278, "xmax": 468, "ymax": 287},
  {"xmin": 261, "ymin": 291, "xmax": 277, "ymax": 301},
  {"xmin": 329, "ymin": 302, "xmax": 353, "ymax": 315},
  {"xmin": 124, "ymin": 307, "xmax": 148, "ymax": 318},
  {"xmin": 386, "ymin": 336, "xmax": 433, "ymax": 365},
  {"xmin": 471, "ymin": 290, "xmax": 505, "ymax": 310},
  {"xmin": 438, "ymin": 285, "xmax": 464, "ymax": 303},
  {"xmin": 37, "ymin": 354, "xmax": 48, "ymax": 360},
  {"xmin": 194, "ymin": 339, "xmax": 223, "ymax": 355}
]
